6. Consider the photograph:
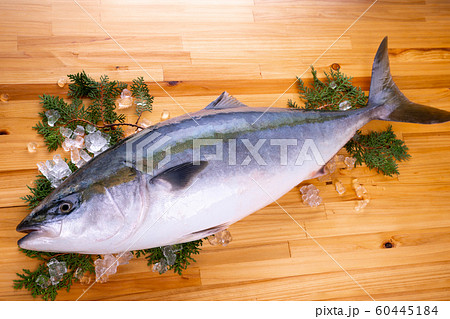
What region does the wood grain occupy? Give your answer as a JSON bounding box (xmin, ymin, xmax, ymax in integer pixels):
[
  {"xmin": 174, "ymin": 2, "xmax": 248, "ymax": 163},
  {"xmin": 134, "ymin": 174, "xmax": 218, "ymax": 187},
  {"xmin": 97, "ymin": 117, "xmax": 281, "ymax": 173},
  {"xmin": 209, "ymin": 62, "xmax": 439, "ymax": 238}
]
[{"xmin": 0, "ymin": 0, "xmax": 449, "ymax": 301}]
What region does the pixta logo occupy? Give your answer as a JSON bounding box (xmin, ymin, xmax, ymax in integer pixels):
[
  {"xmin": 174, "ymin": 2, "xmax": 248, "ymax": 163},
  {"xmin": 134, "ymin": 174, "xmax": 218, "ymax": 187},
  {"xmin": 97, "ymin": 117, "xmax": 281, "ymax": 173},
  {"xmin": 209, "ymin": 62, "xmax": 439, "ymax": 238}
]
[{"xmin": 125, "ymin": 133, "xmax": 325, "ymax": 173}]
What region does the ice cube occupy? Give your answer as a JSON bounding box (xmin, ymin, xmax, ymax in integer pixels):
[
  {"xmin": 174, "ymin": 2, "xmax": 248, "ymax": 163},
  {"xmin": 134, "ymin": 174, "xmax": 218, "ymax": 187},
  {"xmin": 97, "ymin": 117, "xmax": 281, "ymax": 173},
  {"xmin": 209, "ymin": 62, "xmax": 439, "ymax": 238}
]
[
  {"xmin": 351, "ymin": 179, "xmax": 368, "ymax": 198},
  {"xmin": 326, "ymin": 160, "xmax": 336, "ymax": 174},
  {"xmin": 36, "ymin": 275, "xmax": 50, "ymax": 289},
  {"xmin": 335, "ymin": 180, "xmax": 346, "ymax": 195},
  {"xmin": 27, "ymin": 142, "xmax": 37, "ymax": 153},
  {"xmin": 80, "ymin": 149, "xmax": 91, "ymax": 162},
  {"xmin": 300, "ymin": 185, "xmax": 309, "ymax": 194},
  {"xmin": 60, "ymin": 126, "xmax": 73, "ymax": 138},
  {"xmin": 73, "ymin": 125, "xmax": 84, "ymax": 136},
  {"xmin": 161, "ymin": 110, "xmax": 170, "ymax": 121},
  {"xmin": 57, "ymin": 77, "xmax": 67, "ymax": 88},
  {"xmin": 94, "ymin": 259, "xmax": 108, "ymax": 283},
  {"xmin": 74, "ymin": 267, "xmax": 84, "ymax": 280},
  {"xmin": 94, "ymin": 255, "xmax": 119, "ymax": 282},
  {"xmin": 54, "ymin": 159, "xmax": 71, "ymax": 178},
  {"xmin": 75, "ymin": 159, "xmax": 86, "ymax": 168},
  {"xmin": 355, "ymin": 185, "xmax": 367, "ymax": 198},
  {"xmin": 344, "ymin": 157, "xmax": 356, "ymax": 169},
  {"xmin": 73, "ymin": 135, "xmax": 84, "ymax": 149},
  {"xmin": 85, "ymin": 131, "xmax": 107, "ymax": 153},
  {"xmin": 71, "ymin": 148, "xmax": 81, "ymax": 164},
  {"xmin": 62, "ymin": 137, "xmax": 73, "ymax": 152},
  {"xmin": 103, "ymin": 254, "xmax": 119, "ymax": 276},
  {"xmin": 162, "ymin": 246, "xmax": 178, "ymax": 266},
  {"xmin": 37, "ymin": 162, "xmax": 50, "ymax": 179},
  {"xmin": 47, "ymin": 259, "xmax": 67, "ymax": 286},
  {"xmin": 86, "ymin": 124, "xmax": 97, "ymax": 134},
  {"xmin": 118, "ymin": 98, "xmax": 133, "ymax": 109},
  {"xmin": 153, "ymin": 259, "xmax": 168, "ymax": 274},
  {"xmin": 121, "ymin": 89, "xmax": 132, "ymax": 99},
  {"xmin": 118, "ymin": 89, "xmax": 133, "ymax": 109},
  {"xmin": 116, "ymin": 252, "xmax": 133, "ymax": 265},
  {"xmin": 338, "ymin": 100, "xmax": 351, "ymax": 111},
  {"xmin": 217, "ymin": 229, "xmax": 232, "ymax": 246},
  {"xmin": 329, "ymin": 81, "xmax": 337, "ymax": 89},
  {"xmin": 208, "ymin": 235, "xmax": 219, "ymax": 246},
  {"xmin": 301, "ymin": 184, "xmax": 322, "ymax": 207},
  {"xmin": 45, "ymin": 110, "xmax": 60, "ymax": 127}
]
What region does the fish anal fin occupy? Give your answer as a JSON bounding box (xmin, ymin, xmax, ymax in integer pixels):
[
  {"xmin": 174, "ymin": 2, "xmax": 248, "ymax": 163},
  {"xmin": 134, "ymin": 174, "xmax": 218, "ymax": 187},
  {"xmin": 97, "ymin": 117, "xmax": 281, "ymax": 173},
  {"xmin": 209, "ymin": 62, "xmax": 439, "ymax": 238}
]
[
  {"xmin": 151, "ymin": 161, "xmax": 208, "ymax": 190},
  {"xmin": 309, "ymin": 166, "xmax": 327, "ymax": 179},
  {"xmin": 191, "ymin": 224, "xmax": 229, "ymax": 238},
  {"xmin": 204, "ymin": 91, "xmax": 249, "ymax": 110}
]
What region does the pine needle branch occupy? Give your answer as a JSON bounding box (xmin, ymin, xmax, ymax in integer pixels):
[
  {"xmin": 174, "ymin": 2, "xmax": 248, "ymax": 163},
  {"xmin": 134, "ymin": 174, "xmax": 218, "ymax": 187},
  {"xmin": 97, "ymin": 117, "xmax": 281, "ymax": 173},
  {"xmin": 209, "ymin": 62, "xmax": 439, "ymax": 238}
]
[{"xmin": 345, "ymin": 125, "xmax": 411, "ymax": 176}]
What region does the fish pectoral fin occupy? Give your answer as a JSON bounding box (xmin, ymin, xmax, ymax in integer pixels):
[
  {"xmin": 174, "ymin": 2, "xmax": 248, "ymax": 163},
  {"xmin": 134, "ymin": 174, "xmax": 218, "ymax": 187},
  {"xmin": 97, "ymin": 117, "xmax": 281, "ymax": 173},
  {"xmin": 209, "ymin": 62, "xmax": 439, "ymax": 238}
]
[
  {"xmin": 204, "ymin": 91, "xmax": 249, "ymax": 110},
  {"xmin": 151, "ymin": 161, "xmax": 208, "ymax": 190}
]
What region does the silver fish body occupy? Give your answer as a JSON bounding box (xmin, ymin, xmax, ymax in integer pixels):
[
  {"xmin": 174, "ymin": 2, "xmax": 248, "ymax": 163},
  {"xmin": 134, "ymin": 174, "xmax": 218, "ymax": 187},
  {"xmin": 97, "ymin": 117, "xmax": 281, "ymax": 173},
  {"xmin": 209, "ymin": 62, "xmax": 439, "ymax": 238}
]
[{"xmin": 17, "ymin": 37, "xmax": 450, "ymax": 254}]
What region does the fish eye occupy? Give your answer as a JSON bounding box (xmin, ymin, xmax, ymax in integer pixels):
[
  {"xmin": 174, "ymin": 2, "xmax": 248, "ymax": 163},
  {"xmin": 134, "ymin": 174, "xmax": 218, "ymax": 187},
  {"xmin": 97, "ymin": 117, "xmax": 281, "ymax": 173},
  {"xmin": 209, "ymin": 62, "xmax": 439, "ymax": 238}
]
[{"xmin": 59, "ymin": 202, "xmax": 73, "ymax": 214}]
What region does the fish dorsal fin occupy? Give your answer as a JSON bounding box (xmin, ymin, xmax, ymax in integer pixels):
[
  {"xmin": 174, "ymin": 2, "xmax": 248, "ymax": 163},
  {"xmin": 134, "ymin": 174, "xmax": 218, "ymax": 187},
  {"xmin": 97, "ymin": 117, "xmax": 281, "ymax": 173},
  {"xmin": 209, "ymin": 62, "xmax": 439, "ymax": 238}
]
[
  {"xmin": 204, "ymin": 91, "xmax": 249, "ymax": 110},
  {"xmin": 152, "ymin": 161, "xmax": 208, "ymax": 190}
]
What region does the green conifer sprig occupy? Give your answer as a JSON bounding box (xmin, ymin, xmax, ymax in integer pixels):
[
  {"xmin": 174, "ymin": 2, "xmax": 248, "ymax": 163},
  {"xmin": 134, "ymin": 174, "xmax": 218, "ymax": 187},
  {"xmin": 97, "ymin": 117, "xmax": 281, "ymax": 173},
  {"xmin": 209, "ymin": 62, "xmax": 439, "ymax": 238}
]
[
  {"xmin": 345, "ymin": 125, "xmax": 411, "ymax": 176},
  {"xmin": 130, "ymin": 76, "xmax": 154, "ymax": 117},
  {"xmin": 35, "ymin": 72, "xmax": 129, "ymax": 151},
  {"xmin": 13, "ymin": 249, "xmax": 96, "ymax": 301},
  {"xmin": 288, "ymin": 66, "xmax": 368, "ymax": 110},
  {"xmin": 289, "ymin": 66, "xmax": 410, "ymax": 175},
  {"xmin": 67, "ymin": 71, "xmax": 98, "ymax": 98},
  {"xmin": 133, "ymin": 240, "xmax": 203, "ymax": 276},
  {"xmin": 20, "ymin": 175, "xmax": 53, "ymax": 210}
]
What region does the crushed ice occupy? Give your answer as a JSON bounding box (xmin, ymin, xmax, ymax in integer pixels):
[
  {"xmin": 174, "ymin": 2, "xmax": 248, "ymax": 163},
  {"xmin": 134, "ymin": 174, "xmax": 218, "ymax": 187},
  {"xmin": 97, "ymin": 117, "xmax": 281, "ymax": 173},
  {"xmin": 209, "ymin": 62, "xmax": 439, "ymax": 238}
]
[
  {"xmin": 37, "ymin": 154, "xmax": 72, "ymax": 188},
  {"xmin": 45, "ymin": 110, "xmax": 60, "ymax": 127},
  {"xmin": 300, "ymin": 184, "xmax": 322, "ymax": 207},
  {"xmin": 338, "ymin": 100, "xmax": 351, "ymax": 111},
  {"xmin": 352, "ymin": 178, "xmax": 370, "ymax": 211},
  {"xmin": 36, "ymin": 275, "xmax": 50, "ymax": 289},
  {"xmin": 208, "ymin": 229, "xmax": 232, "ymax": 246},
  {"xmin": 85, "ymin": 130, "xmax": 110, "ymax": 156},
  {"xmin": 152, "ymin": 245, "xmax": 181, "ymax": 274},
  {"xmin": 94, "ymin": 252, "xmax": 133, "ymax": 283},
  {"xmin": 47, "ymin": 258, "xmax": 67, "ymax": 286},
  {"xmin": 118, "ymin": 89, "xmax": 133, "ymax": 109}
]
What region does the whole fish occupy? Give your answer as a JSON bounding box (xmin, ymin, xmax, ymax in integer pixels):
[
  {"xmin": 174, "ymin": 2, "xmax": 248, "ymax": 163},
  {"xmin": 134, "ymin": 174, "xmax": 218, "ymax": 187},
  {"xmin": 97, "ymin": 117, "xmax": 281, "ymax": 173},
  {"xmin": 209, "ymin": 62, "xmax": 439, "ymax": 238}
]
[{"xmin": 17, "ymin": 37, "xmax": 450, "ymax": 254}]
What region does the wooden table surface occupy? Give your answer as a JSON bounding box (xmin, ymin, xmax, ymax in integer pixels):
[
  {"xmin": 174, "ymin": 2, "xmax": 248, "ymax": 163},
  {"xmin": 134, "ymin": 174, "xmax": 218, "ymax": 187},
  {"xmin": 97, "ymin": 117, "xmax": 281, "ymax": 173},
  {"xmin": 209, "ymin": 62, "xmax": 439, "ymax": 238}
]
[{"xmin": 0, "ymin": 0, "xmax": 449, "ymax": 301}]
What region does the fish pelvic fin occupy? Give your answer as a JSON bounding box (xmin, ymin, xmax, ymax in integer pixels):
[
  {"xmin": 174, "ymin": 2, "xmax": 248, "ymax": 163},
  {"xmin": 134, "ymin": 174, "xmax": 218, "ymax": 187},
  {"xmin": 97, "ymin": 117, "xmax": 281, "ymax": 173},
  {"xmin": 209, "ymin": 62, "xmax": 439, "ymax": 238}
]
[{"xmin": 368, "ymin": 36, "xmax": 450, "ymax": 124}]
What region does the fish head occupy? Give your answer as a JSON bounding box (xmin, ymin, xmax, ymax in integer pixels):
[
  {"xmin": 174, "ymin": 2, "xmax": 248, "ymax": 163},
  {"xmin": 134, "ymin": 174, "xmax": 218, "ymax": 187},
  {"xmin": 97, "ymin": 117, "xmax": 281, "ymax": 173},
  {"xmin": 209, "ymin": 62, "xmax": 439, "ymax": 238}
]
[{"xmin": 16, "ymin": 166, "xmax": 140, "ymax": 254}]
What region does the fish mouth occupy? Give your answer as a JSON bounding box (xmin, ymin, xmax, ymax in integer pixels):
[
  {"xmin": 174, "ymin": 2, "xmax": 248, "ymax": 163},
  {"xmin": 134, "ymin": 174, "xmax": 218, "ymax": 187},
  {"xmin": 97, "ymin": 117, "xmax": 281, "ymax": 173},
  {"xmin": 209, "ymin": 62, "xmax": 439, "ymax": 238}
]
[
  {"xmin": 17, "ymin": 221, "xmax": 63, "ymax": 248},
  {"xmin": 16, "ymin": 222, "xmax": 42, "ymax": 234}
]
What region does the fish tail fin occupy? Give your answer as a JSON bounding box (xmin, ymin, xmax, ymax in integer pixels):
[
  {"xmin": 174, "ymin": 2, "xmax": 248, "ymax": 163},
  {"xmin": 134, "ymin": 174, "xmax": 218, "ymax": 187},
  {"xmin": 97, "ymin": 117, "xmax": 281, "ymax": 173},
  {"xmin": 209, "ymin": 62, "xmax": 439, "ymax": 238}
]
[{"xmin": 368, "ymin": 36, "xmax": 450, "ymax": 124}]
